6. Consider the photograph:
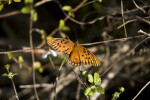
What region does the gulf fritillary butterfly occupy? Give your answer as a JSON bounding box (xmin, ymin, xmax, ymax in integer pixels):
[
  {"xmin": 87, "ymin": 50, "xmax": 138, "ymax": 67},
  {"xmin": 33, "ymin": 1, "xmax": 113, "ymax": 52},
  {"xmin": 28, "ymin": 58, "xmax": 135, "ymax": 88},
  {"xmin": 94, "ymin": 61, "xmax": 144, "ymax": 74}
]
[{"xmin": 47, "ymin": 38, "xmax": 101, "ymax": 66}]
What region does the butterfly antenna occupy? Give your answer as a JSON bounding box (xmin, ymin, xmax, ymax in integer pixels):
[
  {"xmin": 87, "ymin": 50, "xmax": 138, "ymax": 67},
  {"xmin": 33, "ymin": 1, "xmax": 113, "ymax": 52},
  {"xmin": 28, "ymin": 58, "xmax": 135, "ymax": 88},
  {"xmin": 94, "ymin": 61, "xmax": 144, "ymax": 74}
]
[
  {"xmin": 66, "ymin": 35, "xmax": 70, "ymax": 40},
  {"xmin": 74, "ymin": 29, "xmax": 78, "ymax": 42}
]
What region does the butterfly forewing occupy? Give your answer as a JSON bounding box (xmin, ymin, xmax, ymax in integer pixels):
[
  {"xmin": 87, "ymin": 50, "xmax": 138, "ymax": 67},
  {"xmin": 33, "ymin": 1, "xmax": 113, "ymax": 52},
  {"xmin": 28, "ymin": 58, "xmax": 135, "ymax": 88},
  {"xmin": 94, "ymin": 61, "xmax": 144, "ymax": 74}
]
[{"xmin": 47, "ymin": 38, "xmax": 74, "ymax": 52}]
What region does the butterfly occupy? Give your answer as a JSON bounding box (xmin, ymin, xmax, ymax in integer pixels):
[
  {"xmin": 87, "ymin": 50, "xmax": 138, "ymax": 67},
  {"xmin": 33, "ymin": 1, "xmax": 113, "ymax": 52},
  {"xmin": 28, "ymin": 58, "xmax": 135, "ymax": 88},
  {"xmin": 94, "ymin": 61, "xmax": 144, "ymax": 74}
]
[{"xmin": 47, "ymin": 38, "xmax": 101, "ymax": 66}]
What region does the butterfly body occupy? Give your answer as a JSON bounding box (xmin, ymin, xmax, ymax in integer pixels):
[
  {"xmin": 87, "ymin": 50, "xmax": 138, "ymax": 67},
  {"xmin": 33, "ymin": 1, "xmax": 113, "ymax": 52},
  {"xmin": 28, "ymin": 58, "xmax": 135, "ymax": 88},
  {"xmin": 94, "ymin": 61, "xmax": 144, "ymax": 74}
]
[{"xmin": 47, "ymin": 38, "xmax": 101, "ymax": 66}]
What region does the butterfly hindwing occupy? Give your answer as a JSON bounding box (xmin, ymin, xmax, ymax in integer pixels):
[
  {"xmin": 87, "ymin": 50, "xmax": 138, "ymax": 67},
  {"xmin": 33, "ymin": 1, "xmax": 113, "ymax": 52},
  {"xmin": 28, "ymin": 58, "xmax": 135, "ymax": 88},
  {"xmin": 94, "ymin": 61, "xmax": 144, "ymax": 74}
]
[
  {"xmin": 78, "ymin": 45, "xmax": 101, "ymax": 66},
  {"xmin": 68, "ymin": 44, "xmax": 81, "ymax": 66}
]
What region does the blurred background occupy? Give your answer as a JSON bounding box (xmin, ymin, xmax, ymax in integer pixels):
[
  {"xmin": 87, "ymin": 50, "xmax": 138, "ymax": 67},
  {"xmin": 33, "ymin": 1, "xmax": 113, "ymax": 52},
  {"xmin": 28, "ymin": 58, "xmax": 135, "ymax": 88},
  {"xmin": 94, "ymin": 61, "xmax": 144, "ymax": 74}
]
[{"xmin": 0, "ymin": 0, "xmax": 150, "ymax": 100}]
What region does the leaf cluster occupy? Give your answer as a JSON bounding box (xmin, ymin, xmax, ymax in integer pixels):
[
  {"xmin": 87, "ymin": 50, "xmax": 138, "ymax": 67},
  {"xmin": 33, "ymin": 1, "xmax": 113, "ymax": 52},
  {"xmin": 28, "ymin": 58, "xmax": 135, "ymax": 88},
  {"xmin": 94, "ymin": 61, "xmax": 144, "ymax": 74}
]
[{"xmin": 82, "ymin": 71, "xmax": 104, "ymax": 98}]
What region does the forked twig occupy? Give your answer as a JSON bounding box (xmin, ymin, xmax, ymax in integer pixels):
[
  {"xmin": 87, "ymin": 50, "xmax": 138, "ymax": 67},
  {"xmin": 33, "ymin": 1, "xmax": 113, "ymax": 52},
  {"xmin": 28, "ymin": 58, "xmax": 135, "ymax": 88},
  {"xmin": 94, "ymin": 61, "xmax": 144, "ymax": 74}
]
[{"xmin": 132, "ymin": 0, "xmax": 146, "ymax": 14}]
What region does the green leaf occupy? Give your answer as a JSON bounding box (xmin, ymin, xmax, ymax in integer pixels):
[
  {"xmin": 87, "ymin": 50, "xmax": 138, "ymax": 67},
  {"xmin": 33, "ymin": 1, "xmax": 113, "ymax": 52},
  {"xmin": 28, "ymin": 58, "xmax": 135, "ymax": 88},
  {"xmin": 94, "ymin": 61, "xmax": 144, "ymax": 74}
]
[
  {"xmin": 18, "ymin": 56, "xmax": 24, "ymax": 63},
  {"xmin": 8, "ymin": 72, "xmax": 18, "ymax": 79},
  {"xmin": 58, "ymin": 19, "xmax": 70, "ymax": 31},
  {"xmin": 62, "ymin": 26, "xmax": 69, "ymax": 31},
  {"xmin": 88, "ymin": 74, "xmax": 93, "ymax": 83},
  {"xmin": 8, "ymin": 0, "xmax": 12, "ymax": 4},
  {"xmin": 40, "ymin": 29, "xmax": 46, "ymax": 39},
  {"xmin": 82, "ymin": 71, "xmax": 87, "ymax": 80},
  {"xmin": 2, "ymin": 73, "xmax": 8, "ymax": 77},
  {"xmin": 31, "ymin": 10, "xmax": 38, "ymax": 22},
  {"xmin": 94, "ymin": 72, "xmax": 101, "ymax": 85},
  {"xmin": 59, "ymin": 20, "xmax": 65, "ymax": 29},
  {"xmin": 91, "ymin": 85, "xmax": 96, "ymax": 89},
  {"xmin": 89, "ymin": 91, "xmax": 95, "ymax": 97},
  {"xmin": 5, "ymin": 64, "xmax": 10, "ymax": 71},
  {"xmin": 19, "ymin": 63, "xmax": 22, "ymax": 69},
  {"xmin": 46, "ymin": 36, "xmax": 53, "ymax": 40},
  {"xmin": 13, "ymin": 0, "xmax": 21, "ymax": 2},
  {"xmin": 112, "ymin": 92, "xmax": 120, "ymax": 100},
  {"xmin": 84, "ymin": 88, "xmax": 92, "ymax": 98},
  {"xmin": 18, "ymin": 56, "xmax": 23, "ymax": 69},
  {"xmin": 68, "ymin": 11, "xmax": 75, "ymax": 18},
  {"xmin": 33, "ymin": 61, "xmax": 41, "ymax": 69},
  {"xmin": 119, "ymin": 87, "xmax": 125, "ymax": 93},
  {"xmin": 25, "ymin": 0, "xmax": 33, "ymax": 4},
  {"xmin": 96, "ymin": 86, "xmax": 104, "ymax": 94},
  {"xmin": 82, "ymin": 71, "xmax": 87, "ymax": 76},
  {"xmin": 7, "ymin": 53, "xmax": 13, "ymax": 60},
  {"xmin": 0, "ymin": 4, "xmax": 4, "ymax": 11},
  {"xmin": 21, "ymin": 6, "xmax": 30, "ymax": 14},
  {"xmin": 62, "ymin": 5, "xmax": 72, "ymax": 11},
  {"xmin": 38, "ymin": 67, "xmax": 43, "ymax": 73}
]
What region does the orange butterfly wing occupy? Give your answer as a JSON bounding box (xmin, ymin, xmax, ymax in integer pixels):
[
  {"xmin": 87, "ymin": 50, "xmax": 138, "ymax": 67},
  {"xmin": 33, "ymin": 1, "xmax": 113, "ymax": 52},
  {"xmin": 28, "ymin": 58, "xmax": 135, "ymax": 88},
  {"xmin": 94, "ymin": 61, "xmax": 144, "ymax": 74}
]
[
  {"xmin": 77, "ymin": 45, "xmax": 101, "ymax": 66},
  {"xmin": 47, "ymin": 38, "xmax": 74, "ymax": 53},
  {"xmin": 47, "ymin": 38, "xmax": 101, "ymax": 66},
  {"xmin": 68, "ymin": 43, "xmax": 81, "ymax": 66}
]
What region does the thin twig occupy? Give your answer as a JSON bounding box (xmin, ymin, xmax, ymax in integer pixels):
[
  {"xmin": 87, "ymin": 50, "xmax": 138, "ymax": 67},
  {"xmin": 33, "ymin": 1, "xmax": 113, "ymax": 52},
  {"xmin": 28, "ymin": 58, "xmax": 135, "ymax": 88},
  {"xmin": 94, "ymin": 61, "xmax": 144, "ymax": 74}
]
[
  {"xmin": 0, "ymin": 10, "xmax": 21, "ymax": 19},
  {"xmin": 0, "ymin": 0, "xmax": 53, "ymax": 19},
  {"xmin": 101, "ymin": 36, "xmax": 150, "ymax": 76},
  {"xmin": 0, "ymin": 34, "xmax": 148, "ymax": 54},
  {"xmin": 117, "ymin": 19, "xmax": 137, "ymax": 29},
  {"xmin": 11, "ymin": 78, "xmax": 19, "ymax": 100},
  {"xmin": 126, "ymin": 37, "xmax": 150, "ymax": 56},
  {"xmin": 132, "ymin": 0, "xmax": 146, "ymax": 14},
  {"xmin": 136, "ymin": 16, "xmax": 150, "ymax": 25},
  {"xmin": 132, "ymin": 81, "xmax": 150, "ymax": 100},
  {"xmin": 29, "ymin": 6, "xmax": 39, "ymax": 100},
  {"xmin": 121, "ymin": 0, "xmax": 127, "ymax": 37},
  {"xmin": 34, "ymin": 0, "xmax": 53, "ymax": 7},
  {"xmin": 80, "ymin": 34, "xmax": 146, "ymax": 46}
]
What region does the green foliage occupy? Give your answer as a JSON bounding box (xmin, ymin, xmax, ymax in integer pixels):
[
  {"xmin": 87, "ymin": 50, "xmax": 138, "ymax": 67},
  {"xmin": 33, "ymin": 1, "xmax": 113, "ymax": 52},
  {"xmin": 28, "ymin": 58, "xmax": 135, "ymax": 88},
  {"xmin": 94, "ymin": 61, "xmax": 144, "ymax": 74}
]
[
  {"xmin": 84, "ymin": 87, "xmax": 95, "ymax": 98},
  {"xmin": 14, "ymin": 0, "xmax": 21, "ymax": 2},
  {"xmin": 94, "ymin": 72, "xmax": 101, "ymax": 85},
  {"xmin": 18, "ymin": 56, "xmax": 24, "ymax": 69},
  {"xmin": 21, "ymin": 0, "xmax": 38, "ymax": 22},
  {"xmin": 58, "ymin": 19, "xmax": 70, "ymax": 31},
  {"xmin": 33, "ymin": 61, "xmax": 43, "ymax": 73},
  {"xmin": 40, "ymin": 29, "xmax": 46, "ymax": 40},
  {"xmin": 62, "ymin": 5, "xmax": 75, "ymax": 18},
  {"xmin": 88, "ymin": 74, "xmax": 93, "ymax": 83},
  {"xmin": 62, "ymin": 5, "xmax": 72, "ymax": 11},
  {"xmin": 0, "ymin": 4, "xmax": 4, "ymax": 11},
  {"xmin": 48, "ymin": 55, "xmax": 55, "ymax": 69},
  {"xmin": 33, "ymin": 61, "xmax": 41, "ymax": 69},
  {"xmin": 82, "ymin": 71, "xmax": 88, "ymax": 80},
  {"xmin": 21, "ymin": 6, "xmax": 31, "ymax": 14},
  {"xmin": 7, "ymin": 53, "xmax": 13, "ymax": 60},
  {"xmin": 8, "ymin": 0, "xmax": 12, "ymax": 4},
  {"xmin": 0, "ymin": 0, "xmax": 21, "ymax": 11},
  {"xmin": 25, "ymin": 0, "xmax": 34, "ymax": 4},
  {"xmin": 46, "ymin": 36, "xmax": 53, "ymax": 40},
  {"xmin": 38, "ymin": 67, "xmax": 43, "ymax": 73},
  {"xmin": 83, "ymin": 72, "xmax": 104, "ymax": 98},
  {"xmin": 31, "ymin": 9, "xmax": 38, "ymax": 22},
  {"xmin": 68, "ymin": 11, "xmax": 75, "ymax": 18},
  {"xmin": 112, "ymin": 87, "xmax": 125, "ymax": 100},
  {"xmin": 2, "ymin": 64, "xmax": 18, "ymax": 79},
  {"xmin": 96, "ymin": 86, "xmax": 104, "ymax": 94}
]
